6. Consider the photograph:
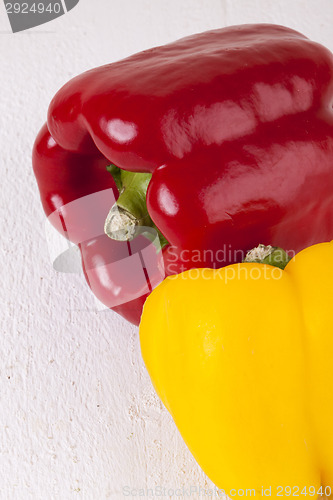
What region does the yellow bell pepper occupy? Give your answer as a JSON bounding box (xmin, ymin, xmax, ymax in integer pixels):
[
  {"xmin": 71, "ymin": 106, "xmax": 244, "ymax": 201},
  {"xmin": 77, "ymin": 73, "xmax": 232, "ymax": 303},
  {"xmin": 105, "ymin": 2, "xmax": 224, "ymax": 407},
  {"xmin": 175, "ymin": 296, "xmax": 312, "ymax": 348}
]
[{"xmin": 139, "ymin": 242, "xmax": 333, "ymax": 499}]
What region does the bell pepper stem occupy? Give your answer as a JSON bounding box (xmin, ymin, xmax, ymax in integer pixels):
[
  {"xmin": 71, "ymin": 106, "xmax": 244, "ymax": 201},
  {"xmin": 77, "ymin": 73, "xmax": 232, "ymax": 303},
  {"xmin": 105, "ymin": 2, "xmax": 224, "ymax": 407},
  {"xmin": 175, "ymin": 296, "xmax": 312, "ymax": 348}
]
[
  {"xmin": 243, "ymin": 244, "xmax": 291, "ymax": 270},
  {"xmin": 104, "ymin": 165, "xmax": 169, "ymax": 248}
]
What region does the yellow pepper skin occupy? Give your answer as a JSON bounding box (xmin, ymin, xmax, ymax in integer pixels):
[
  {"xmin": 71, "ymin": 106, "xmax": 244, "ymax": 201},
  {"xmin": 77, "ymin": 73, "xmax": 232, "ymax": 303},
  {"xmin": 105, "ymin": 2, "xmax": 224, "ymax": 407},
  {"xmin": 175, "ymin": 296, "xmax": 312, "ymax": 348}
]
[{"xmin": 139, "ymin": 242, "xmax": 333, "ymax": 499}]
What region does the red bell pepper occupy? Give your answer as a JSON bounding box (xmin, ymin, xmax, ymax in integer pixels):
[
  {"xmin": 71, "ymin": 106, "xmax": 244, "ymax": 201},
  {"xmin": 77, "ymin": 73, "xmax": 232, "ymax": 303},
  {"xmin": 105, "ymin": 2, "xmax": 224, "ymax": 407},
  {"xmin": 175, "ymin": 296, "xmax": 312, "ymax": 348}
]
[
  {"xmin": 33, "ymin": 124, "xmax": 166, "ymax": 325},
  {"xmin": 33, "ymin": 24, "xmax": 333, "ymax": 325}
]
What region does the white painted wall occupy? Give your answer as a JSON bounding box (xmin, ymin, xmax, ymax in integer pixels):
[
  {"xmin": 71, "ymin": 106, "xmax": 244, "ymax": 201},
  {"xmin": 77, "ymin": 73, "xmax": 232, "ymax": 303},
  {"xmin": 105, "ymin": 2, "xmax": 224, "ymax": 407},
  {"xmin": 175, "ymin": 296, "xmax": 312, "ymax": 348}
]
[{"xmin": 1, "ymin": 1, "xmax": 333, "ymax": 498}]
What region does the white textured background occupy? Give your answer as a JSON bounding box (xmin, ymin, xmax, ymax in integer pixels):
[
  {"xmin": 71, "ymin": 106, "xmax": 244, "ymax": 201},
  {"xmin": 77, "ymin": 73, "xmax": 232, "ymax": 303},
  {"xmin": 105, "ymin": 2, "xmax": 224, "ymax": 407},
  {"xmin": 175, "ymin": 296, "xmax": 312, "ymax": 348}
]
[{"xmin": 1, "ymin": 1, "xmax": 333, "ymax": 498}]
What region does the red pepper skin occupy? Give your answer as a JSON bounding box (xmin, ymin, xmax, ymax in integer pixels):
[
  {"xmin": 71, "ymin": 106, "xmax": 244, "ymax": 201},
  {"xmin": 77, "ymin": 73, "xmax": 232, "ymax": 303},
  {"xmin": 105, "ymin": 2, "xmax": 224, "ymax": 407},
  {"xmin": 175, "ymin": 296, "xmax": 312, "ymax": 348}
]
[
  {"xmin": 33, "ymin": 24, "xmax": 333, "ymax": 324},
  {"xmin": 33, "ymin": 125, "xmax": 165, "ymax": 325},
  {"xmin": 79, "ymin": 238, "xmax": 150, "ymax": 326}
]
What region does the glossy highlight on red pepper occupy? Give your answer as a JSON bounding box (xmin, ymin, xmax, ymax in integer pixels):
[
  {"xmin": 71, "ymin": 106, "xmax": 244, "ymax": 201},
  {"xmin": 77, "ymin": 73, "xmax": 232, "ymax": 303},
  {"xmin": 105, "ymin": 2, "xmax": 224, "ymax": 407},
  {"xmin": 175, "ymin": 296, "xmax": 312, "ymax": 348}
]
[{"xmin": 33, "ymin": 24, "xmax": 333, "ymax": 325}]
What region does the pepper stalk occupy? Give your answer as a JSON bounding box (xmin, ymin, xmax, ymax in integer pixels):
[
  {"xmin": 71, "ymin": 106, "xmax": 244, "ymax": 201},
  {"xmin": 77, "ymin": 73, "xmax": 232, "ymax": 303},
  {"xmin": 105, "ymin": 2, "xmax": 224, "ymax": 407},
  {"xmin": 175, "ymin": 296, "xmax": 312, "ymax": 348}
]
[
  {"xmin": 243, "ymin": 244, "xmax": 292, "ymax": 270},
  {"xmin": 104, "ymin": 164, "xmax": 168, "ymax": 248}
]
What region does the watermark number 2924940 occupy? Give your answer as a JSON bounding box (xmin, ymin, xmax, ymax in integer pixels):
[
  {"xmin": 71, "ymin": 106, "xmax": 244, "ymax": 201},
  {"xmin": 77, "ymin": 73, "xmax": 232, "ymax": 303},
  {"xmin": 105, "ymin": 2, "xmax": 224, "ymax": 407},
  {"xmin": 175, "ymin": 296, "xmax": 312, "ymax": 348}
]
[{"xmin": 4, "ymin": 0, "xmax": 80, "ymax": 33}]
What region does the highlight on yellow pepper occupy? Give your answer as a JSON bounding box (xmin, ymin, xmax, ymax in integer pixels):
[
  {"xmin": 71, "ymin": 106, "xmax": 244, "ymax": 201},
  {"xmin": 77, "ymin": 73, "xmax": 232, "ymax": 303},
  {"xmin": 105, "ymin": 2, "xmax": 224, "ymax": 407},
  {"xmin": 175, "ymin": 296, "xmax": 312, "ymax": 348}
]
[{"xmin": 139, "ymin": 241, "xmax": 333, "ymax": 500}]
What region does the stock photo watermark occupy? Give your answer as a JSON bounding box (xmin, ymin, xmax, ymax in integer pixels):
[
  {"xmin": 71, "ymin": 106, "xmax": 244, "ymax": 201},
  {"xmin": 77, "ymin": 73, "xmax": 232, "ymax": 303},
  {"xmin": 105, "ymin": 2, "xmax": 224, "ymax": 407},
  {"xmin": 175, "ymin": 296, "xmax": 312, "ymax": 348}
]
[
  {"xmin": 122, "ymin": 485, "xmax": 332, "ymax": 498},
  {"xmin": 44, "ymin": 188, "xmax": 166, "ymax": 311},
  {"xmin": 122, "ymin": 484, "xmax": 226, "ymax": 497},
  {"xmin": 44, "ymin": 189, "xmax": 295, "ymax": 311},
  {"xmin": 4, "ymin": 0, "xmax": 80, "ymax": 33}
]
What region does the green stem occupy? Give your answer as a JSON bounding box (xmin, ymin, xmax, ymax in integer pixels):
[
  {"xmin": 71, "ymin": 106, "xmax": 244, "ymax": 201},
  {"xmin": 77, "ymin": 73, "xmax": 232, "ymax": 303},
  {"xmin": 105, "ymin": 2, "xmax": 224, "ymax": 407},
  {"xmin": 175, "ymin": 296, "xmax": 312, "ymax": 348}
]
[
  {"xmin": 243, "ymin": 244, "xmax": 291, "ymax": 270},
  {"xmin": 104, "ymin": 165, "xmax": 169, "ymax": 248}
]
